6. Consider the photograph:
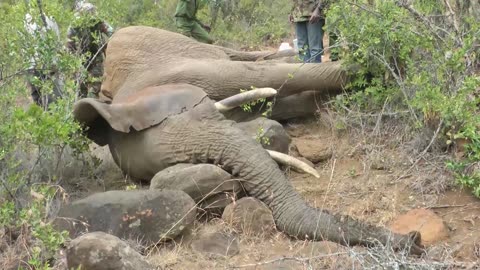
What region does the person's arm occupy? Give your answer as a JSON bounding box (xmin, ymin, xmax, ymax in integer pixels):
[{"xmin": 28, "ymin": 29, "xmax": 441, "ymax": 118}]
[
  {"xmin": 65, "ymin": 27, "xmax": 77, "ymax": 52},
  {"xmin": 309, "ymin": 1, "xmax": 322, "ymax": 24},
  {"xmin": 100, "ymin": 21, "xmax": 114, "ymax": 37}
]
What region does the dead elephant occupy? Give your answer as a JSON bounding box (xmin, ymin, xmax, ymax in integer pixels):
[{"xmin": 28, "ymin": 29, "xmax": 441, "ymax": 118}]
[
  {"xmin": 99, "ymin": 26, "xmax": 349, "ymax": 120},
  {"xmin": 74, "ymin": 83, "xmax": 423, "ymax": 254}
]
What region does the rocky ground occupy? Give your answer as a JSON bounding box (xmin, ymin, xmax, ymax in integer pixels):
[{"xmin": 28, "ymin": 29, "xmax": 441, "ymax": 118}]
[{"xmin": 56, "ymin": 114, "xmax": 480, "ymax": 270}]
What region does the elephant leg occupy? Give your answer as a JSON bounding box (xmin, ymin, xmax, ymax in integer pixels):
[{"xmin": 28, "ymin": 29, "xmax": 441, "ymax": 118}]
[{"xmin": 223, "ymin": 90, "xmax": 328, "ymax": 122}]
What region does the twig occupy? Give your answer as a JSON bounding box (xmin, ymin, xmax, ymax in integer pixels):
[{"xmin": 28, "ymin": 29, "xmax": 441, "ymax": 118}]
[
  {"xmin": 394, "ymin": 1, "xmax": 448, "ymax": 45},
  {"xmin": 36, "ymin": 0, "xmax": 48, "ymax": 30},
  {"xmin": 395, "ymin": 119, "xmax": 444, "ymax": 181},
  {"xmin": 427, "ymin": 204, "xmax": 468, "ymax": 209},
  {"xmin": 228, "ymin": 252, "xmax": 350, "ymax": 269}
]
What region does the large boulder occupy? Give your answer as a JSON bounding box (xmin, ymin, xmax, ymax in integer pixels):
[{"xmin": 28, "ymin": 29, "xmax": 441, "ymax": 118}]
[
  {"xmin": 66, "ymin": 232, "xmax": 153, "ymax": 270},
  {"xmin": 222, "ymin": 197, "xmax": 276, "ymax": 236},
  {"xmin": 292, "ymin": 138, "xmax": 332, "ymax": 163},
  {"xmin": 234, "ymin": 117, "xmax": 291, "ymax": 154},
  {"xmin": 389, "ymin": 208, "xmax": 449, "ymax": 246},
  {"xmin": 150, "ymin": 164, "xmax": 244, "ymax": 212},
  {"xmin": 55, "ymin": 190, "xmax": 196, "ymax": 243}
]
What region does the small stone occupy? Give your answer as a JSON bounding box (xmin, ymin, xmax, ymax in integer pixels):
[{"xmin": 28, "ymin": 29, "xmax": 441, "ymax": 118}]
[
  {"xmin": 191, "ymin": 231, "xmax": 240, "ymax": 257},
  {"xmin": 222, "ymin": 197, "xmax": 276, "ymax": 237},
  {"xmin": 66, "ymin": 232, "xmax": 153, "ymax": 270},
  {"xmin": 293, "ymin": 138, "xmax": 332, "ymax": 163},
  {"xmin": 389, "ymin": 208, "xmax": 449, "ymax": 246},
  {"xmin": 55, "ymin": 190, "xmax": 196, "ymax": 244}
]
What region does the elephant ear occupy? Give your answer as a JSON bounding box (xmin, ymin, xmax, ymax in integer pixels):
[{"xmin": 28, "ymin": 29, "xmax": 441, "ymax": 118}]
[{"xmin": 73, "ymin": 84, "xmax": 208, "ymax": 145}]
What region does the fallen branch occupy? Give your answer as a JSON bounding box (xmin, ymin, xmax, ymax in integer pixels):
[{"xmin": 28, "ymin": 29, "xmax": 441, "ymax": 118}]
[
  {"xmin": 427, "ymin": 204, "xmax": 468, "ymax": 209},
  {"xmin": 229, "ymin": 252, "xmax": 350, "ymax": 269}
]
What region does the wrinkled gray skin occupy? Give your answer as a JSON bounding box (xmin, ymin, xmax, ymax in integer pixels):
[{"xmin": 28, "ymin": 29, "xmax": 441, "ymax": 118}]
[
  {"xmin": 74, "ymin": 83, "xmax": 423, "ymax": 254},
  {"xmin": 100, "ymin": 26, "xmax": 348, "ymax": 107}
]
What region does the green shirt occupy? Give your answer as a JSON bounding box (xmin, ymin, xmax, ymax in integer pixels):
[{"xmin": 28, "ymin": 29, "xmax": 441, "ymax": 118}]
[{"xmin": 174, "ymin": 0, "xmax": 207, "ymax": 20}]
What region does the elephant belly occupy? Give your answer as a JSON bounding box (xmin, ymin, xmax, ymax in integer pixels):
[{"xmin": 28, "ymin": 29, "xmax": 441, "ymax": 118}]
[{"xmin": 108, "ymin": 126, "xmax": 190, "ymax": 182}]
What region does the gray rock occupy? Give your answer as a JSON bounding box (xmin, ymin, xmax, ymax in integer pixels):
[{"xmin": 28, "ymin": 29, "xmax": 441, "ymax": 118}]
[
  {"xmin": 66, "ymin": 232, "xmax": 153, "ymax": 270},
  {"xmin": 191, "ymin": 231, "xmax": 240, "ymax": 257},
  {"xmin": 150, "ymin": 164, "xmax": 244, "ymax": 211},
  {"xmin": 55, "ymin": 189, "xmax": 196, "ymax": 244},
  {"xmin": 235, "ymin": 117, "xmax": 291, "ymax": 154},
  {"xmin": 222, "ymin": 197, "xmax": 276, "ymax": 237},
  {"xmin": 293, "ymin": 138, "xmax": 332, "ymax": 163}
]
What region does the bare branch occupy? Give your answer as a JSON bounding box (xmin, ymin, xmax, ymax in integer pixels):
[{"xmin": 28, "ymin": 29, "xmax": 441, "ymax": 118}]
[{"xmin": 36, "ymin": 0, "xmax": 48, "ymax": 30}]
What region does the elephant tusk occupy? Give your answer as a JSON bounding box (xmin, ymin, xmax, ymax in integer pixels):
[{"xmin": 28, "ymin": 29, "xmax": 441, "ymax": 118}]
[
  {"xmin": 215, "ymin": 88, "xmax": 277, "ymax": 112},
  {"xmin": 267, "ymin": 150, "xmax": 320, "ymax": 178}
]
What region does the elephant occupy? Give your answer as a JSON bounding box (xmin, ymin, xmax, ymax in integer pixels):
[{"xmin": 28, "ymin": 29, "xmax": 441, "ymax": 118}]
[
  {"xmin": 73, "ymin": 83, "xmax": 423, "ymax": 254},
  {"xmin": 97, "ymin": 26, "xmax": 350, "ymax": 121}
]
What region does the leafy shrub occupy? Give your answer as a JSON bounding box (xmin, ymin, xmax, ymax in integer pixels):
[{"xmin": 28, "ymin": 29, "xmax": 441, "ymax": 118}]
[{"xmin": 325, "ymin": 0, "xmax": 480, "ymax": 196}]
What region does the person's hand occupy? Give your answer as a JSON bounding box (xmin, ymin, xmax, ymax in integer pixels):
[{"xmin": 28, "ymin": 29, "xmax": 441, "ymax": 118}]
[
  {"xmin": 309, "ymin": 7, "xmax": 321, "ymax": 24},
  {"xmin": 202, "ymin": 24, "xmax": 211, "ymax": 33},
  {"xmin": 289, "ymin": 14, "xmax": 294, "ymax": 23}
]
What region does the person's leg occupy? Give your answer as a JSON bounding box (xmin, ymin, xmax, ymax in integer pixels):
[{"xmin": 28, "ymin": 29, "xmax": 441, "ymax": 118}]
[
  {"xmin": 86, "ymin": 58, "xmax": 104, "ymax": 98},
  {"xmin": 190, "ymin": 21, "xmax": 214, "ymax": 44},
  {"xmin": 307, "ymin": 18, "xmax": 325, "ymax": 63},
  {"xmin": 295, "ymin": 21, "xmax": 310, "ymax": 62},
  {"xmin": 175, "ymin": 17, "xmax": 195, "ymax": 38},
  {"xmin": 27, "ymin": 69, "xmax": 42, "ymax": 106}
]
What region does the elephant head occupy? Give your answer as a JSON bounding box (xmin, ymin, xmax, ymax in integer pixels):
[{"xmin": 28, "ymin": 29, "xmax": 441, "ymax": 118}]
[{"xmin": 73, "ymin": 83, "xmax": 423, "ymax": 254}]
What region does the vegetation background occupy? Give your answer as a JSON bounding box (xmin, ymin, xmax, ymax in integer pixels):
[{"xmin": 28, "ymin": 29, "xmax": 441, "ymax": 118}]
[{"xmin": 0, "ymin": 0, "xmax": 478, "ymax": 269}]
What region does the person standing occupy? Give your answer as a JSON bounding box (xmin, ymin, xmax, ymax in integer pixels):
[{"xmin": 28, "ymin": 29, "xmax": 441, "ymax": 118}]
[
  {"xmin": 290, "ymin": 0, "xmax": 325, "ymax": 63},
  {"xmin": 23, "ymin": 13, "xmax": 63, "ymax": 108},
  {"xmin": 66, "ymin": 2, "xmax": 114, "ymax": 98},
  {"xmin": 175, "ymin": 0, "xmax": 214, "ymax": 44}
]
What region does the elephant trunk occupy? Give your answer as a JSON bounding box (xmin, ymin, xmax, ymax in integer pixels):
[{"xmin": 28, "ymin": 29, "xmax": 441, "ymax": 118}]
[
  {"xmin": 175, "ymin": 60, "xmax": 349, "ymax": 101},
  {"xmin": 166, "ymin": 114, "xmax": 419, "ymax": 252}
]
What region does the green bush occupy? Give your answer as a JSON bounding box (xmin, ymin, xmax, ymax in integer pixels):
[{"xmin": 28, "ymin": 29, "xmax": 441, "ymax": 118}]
[
  {"xmin": 326, "ymin": 0, "xmax": 480, "ymax": 196},
  {"xmin": 0, "ymin": 1, "xmax": 92, "ymax": 268}
]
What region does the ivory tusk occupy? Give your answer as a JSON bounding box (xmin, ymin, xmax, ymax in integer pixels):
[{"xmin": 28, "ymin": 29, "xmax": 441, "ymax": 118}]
[
  {"xmin": 267, "ymin": 150, "xmax": 320, "ymax": 178},
  {"xmin": 215, "ymin": 88, "xmax": 277, "ymax": 112}
]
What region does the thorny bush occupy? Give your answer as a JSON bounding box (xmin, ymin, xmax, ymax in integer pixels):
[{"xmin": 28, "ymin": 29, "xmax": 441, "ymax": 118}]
[{"xmin": 325, "ymin": 0, "xmax": 480, "ymax": 197}]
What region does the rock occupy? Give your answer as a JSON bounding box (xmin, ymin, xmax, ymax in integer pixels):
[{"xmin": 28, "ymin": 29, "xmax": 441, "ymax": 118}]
[
  {"xmin": 293, "ymin": 138, "xmax": 332, "ymax": 163},
  {"xmin": 235, "ymin": 117, "xmax": 291, "ymax": 154},
  {"xmin": 389, "ymin": 208, "xmax": 449, "ymax": 246},
  {"xmin": 191, "ymin": 231, "xmax": 240, "ymax": 257},
  {"xmin": 67, "ymin": 232, "xmax": 153, "ymax": 270},
  {"xmin": 222, "ymin": 197, "xmax": 276, "ymax": 236},
  {"xmin": 150, "ymin": 164, "xmax": 244, "ymax": 211},
  {"xmin": 55, "ymin": 190, "xmax": 196, "ymax": 244}
]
